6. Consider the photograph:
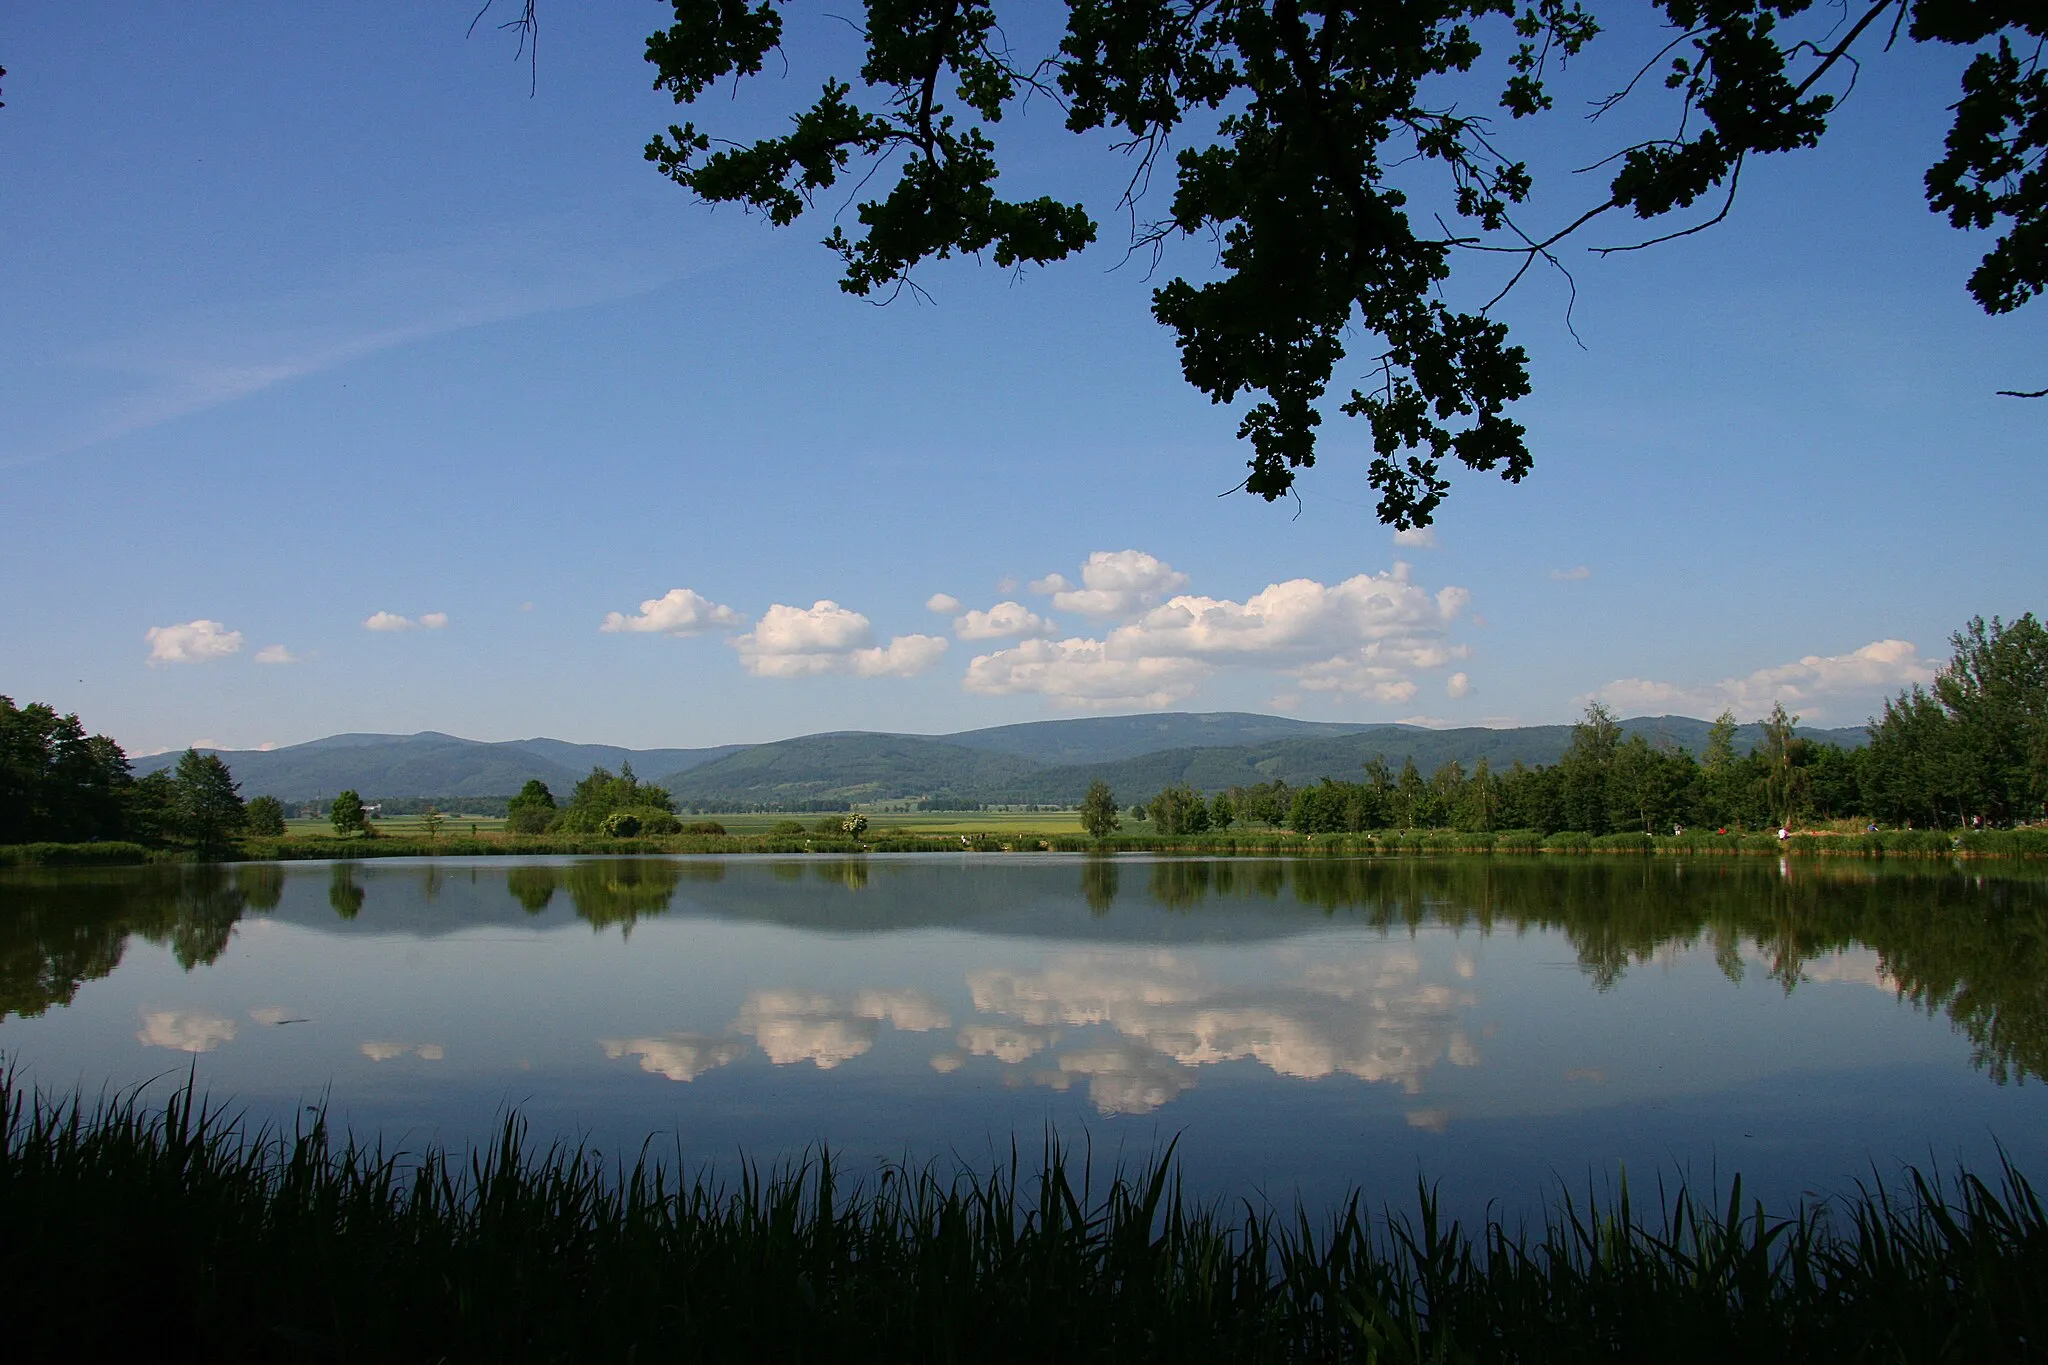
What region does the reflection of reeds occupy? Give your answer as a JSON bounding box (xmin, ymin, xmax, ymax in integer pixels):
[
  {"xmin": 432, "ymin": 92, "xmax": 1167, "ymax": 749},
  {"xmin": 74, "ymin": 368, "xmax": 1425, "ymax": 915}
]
[{"xmin": 7, "ymin": 1070, "xmax": 2046, "ymax": 1362}]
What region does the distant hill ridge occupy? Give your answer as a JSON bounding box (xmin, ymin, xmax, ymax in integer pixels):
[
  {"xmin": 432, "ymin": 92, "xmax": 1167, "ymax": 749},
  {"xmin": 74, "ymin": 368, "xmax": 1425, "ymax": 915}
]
[{"xmin": 134, "ymin": 711, "xmax": 1866, "ymax": 805}]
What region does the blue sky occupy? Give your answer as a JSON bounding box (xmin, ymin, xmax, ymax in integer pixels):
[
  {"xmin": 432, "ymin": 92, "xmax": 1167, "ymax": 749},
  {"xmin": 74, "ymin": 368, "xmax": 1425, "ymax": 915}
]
[{"xmin": 3, "ymin": 3, "xmax": 2041, "ymax": 755}]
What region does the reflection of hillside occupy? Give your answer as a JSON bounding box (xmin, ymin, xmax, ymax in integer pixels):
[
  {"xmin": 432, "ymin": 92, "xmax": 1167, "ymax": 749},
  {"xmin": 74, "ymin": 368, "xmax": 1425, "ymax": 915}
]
[{"xmin": 0, "ymin": 866, "xmax": 277, "ymax": 1019}]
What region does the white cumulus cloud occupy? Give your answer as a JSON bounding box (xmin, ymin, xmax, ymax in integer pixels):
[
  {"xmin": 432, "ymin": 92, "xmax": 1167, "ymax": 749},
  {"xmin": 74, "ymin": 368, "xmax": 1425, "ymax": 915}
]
[
  {"xmin": 964, "ymin": 637, "xmax": 1213, "ymax": 710},
  {"xmin": 926, "ymin": 593, "xmax": 962, "ymax": 614},
  {"xmin": 364, "ymin": 611, "xmax": 447, "ymax": 632},
  {"xmin": 254, "ymin": 644, "xmax": 297, "ymax": 665},
  {"xmin": 600, "ymin": 587, "xmax": 747, "ymax": 636},
  {"xmin": 965, "ymin": 561, "xmax": 1473, "ymax": 710},
  {"xmin": 1393, "ymin": 527, "xmax": 1438, "ymax": 548},
  {"xmin": 1592, "ymin": 639, "xmax": 1935, "ymax": 722},
  {"xmin": 145, "ymin": 619, "xmax": 244, "ymax": 665},
  {"xmin": 1031, "ymin": 550, "xmax": 1189, "ymax": 619},
  {"xmin": 732, "ymin": 600, "xmax": 947, "ymax": 679},
  {"xmin": 1446, "ymin": 672, "xmax": 1472, "ymax": 699},
  {"xmin": 953, "ymin": 601, "xmax": 1057, "ymax": 641}
]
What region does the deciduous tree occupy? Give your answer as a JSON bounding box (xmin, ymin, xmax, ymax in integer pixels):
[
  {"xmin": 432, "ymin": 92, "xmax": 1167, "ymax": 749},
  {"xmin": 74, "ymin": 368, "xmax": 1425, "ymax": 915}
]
[
  {"xmin": 636, "ymin": 0, "xmax": 2047, "ymax": 521},
  {"xmin": 508, "ymin": 778, "xmax": 557, "ymax": 835},
  {"xmin": 330, "ymin": 789, "xmax": 369, "ymax": 838},
  {"xmin": 243, "ymin": 795, "xmax": 287, "ymax": 838},
  {"xmin": 1081, "ymin": 778, "xmax": 1121, "ymax": 838}
]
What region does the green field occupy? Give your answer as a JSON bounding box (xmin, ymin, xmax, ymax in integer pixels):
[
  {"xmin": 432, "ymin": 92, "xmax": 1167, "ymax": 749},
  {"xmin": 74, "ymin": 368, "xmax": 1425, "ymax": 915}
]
[
  {"xmin": 704, "ymin": 809, "xmax": 1086, "ymax": 836},
  {"xmin": 277, "ymin": 810, "xmax": 1085, "ymax": 841},
  {"xmin": 283, "ymin": 815, "xmax": 508, "ymax": 839}
]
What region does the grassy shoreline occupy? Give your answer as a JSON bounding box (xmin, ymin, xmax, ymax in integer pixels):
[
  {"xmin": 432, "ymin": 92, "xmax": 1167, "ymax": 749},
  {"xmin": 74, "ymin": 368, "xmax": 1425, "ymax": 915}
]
[
  {"xmin": 5, "ymin": 1070, "xmax": 2045, "ymax": 1362},
  {"xmin": 5, "ymin": 826, "xmax": 2045, "ymax": 867}
]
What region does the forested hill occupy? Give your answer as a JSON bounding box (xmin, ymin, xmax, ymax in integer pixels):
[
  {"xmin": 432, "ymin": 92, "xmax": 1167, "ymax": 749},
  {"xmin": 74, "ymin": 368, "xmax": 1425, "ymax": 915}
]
[
  {"xmin": 129, "ymin": 712, "xmax": 1863, "ymax": 805},
  {"xmin": 660, "ymin": 716, "xmax": 1864, "ymax": 807},
  {"xmin": 129, "ymin": 732, "xmax": 747, "ymax": 801},
  {"xmin": 941, "ymin": 712, "xmax": 1391, "ymax": 764}
]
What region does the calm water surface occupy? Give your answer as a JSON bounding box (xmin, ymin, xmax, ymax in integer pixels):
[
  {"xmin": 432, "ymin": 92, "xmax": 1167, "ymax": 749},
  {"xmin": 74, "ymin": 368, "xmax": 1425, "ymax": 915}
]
[{"xmin": 4, "ymin": 854, "xmax": 2045, "ymax": 1214}]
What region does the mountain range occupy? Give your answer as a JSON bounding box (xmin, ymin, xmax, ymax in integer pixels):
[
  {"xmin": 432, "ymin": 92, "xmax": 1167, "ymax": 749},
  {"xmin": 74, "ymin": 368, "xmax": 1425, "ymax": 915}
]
[{"xmin": 133, "ymin": 712, "xmax": 1869, "ymax": 807}]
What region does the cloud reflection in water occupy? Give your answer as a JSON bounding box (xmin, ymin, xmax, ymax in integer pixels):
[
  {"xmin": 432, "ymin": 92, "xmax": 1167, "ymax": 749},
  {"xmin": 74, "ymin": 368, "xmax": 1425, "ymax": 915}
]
[
  {"xmin": 601, "ymin": 1035, "xmax": 750, "ymax": 1081},
  {"xmin": 606, "ymin": 988, "xmax": 955, "ymax": 1078},
  {"xmin": 964, "ymin": 946, "xmax": 1479, "ymax": 1114},
  {"xmin": 735, "ymin": 988, "xmax": 953, "ymax": 1068},
  {"xmin": 136, "ymin": 1008, "xmax": 237, "ymax": 1053}
]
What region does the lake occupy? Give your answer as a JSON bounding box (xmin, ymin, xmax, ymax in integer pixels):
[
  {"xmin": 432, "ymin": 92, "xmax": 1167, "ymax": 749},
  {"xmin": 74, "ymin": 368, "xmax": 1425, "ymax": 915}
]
[{"xmin": 4, "ymin": 854, "xmax": 2045, "ymax": 1217}]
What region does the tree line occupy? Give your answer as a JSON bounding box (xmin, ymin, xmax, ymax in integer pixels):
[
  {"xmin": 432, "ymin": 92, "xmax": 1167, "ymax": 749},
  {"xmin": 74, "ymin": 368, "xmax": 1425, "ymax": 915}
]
[
  {"xmin": 1126, "ymin": 614, "xmax": 2046, "ymax": 837},
  {"xmin": 0, "ymin": 697, "xmax": 280, "ymax": 853}
]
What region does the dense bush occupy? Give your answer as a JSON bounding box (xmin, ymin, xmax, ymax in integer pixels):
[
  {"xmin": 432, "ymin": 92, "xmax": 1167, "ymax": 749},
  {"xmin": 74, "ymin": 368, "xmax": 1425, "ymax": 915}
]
[
  {"xmin": 0, "ymin": 841, "xmax": 152, "ymax": 867},
  {"xmin": 241, "ymin": 796, "xmax": 286, "ymax": 838}
]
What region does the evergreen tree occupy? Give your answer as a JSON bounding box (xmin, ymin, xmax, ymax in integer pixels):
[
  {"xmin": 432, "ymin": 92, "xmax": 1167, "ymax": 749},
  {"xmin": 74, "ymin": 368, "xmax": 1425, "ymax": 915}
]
[
  {"xmin": 171, "ymin": 749, "xmax": 244, "ymax": 853},
  {"xmin": 127, "ymin": 770, "xmax": 177, "ymax": 845},
  {"xmin": 0, "ymin": 697, "xmax": 134, "ymax": 843}
]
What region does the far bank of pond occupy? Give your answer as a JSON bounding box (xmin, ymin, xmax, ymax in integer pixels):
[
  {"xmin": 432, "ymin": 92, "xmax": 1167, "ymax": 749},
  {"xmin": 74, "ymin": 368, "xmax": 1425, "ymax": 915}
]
[{"xmin": 5, "ymin": 824, "xmax": 2047, "ymax": 867}]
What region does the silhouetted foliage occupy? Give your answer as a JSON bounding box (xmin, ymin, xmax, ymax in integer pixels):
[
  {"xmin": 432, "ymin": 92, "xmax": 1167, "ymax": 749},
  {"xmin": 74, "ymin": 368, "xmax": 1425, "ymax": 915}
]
[
  {"xmin": 643, "ymin": 1, "xmax": 2046, "ymax": 520},
  {"xmin": 0, "ymin": 697, "xmax": 135, "ymax": 844}
]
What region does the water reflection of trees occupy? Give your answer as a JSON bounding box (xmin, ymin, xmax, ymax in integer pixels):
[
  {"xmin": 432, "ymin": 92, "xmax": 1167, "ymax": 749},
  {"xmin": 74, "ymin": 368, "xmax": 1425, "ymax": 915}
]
[
  {"xmin": 6, "ymin": 857, "xmax": 2048, "ymax": 1085},
  {"xmin": 814, "ymin": 859, "xmax": 869, "ymax": 892},
  {"xmin": 1073, "ymin": 856, "xmax": 2048, "ymax": 1084},
  {"xmin": 1271, "ymin": 859, "xmax": 2048, "ymax": 1084},
  {"xmin": 328, "ymin": 864, "xmax": 365, "ymax": 920},
  {"xmin": 1, "ymin": 865, "xmax": 280, "ymax": 1019},
  {"xmin": 1082, "ymin": 858, "xmax": 1119, "ymax": 914},
  {"xmin": 506, "ymin": 866, "xmax": 557, "ymax": 914},
  {"xmin": 491, "ymin": 860, "xmax": 727, "ymax": 931}
]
